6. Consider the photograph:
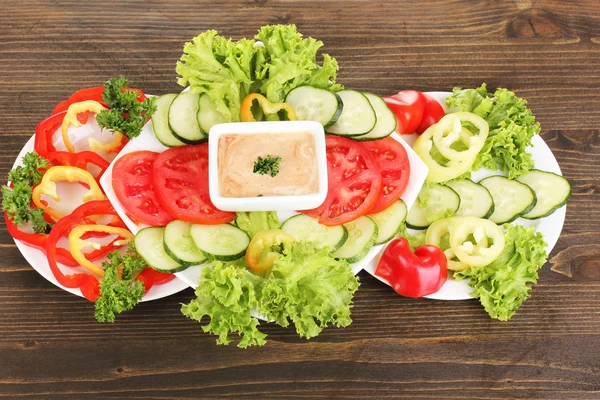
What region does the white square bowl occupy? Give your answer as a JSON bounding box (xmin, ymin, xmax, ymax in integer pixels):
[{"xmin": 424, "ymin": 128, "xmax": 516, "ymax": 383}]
[{"xmin": 208, "ymin": 121, "xmax": 328, "ymax": 211}]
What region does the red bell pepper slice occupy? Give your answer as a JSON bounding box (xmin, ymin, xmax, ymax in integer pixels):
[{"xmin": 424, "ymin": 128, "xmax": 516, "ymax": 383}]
[
  {"xmin": 52, "ymin": 86, "xmax": 147, "ymax": 115},
  {"xmin": 136, "ymin": 268, "xmax": 176, "ymax": 293},
  {"xmin": 375, "ymin": 237, "xmax": 448, "ymax": 298}
]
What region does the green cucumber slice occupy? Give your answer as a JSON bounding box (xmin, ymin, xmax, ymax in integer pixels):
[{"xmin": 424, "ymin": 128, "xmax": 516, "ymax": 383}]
[
  {"xmin": 333, "ymin": 216, "xmax": 378, "ymax": 263},
  {"xmin": 163, "ymin": 220, "xmax": 207, "ymax": 266},
  {"xmin": 190, "ymin": 223, "xmax": 249, "ymax": 261},
  {"xmin": 135, "ymin": 227, "xmax": 185, "ymax": 273},
  {"xmin": 517, "ymin": 169, "xmax": 571, "ymax": 219},
  {"xmin": 281, "ymin": 214, "xmax": 348, "ymax": 251},
  {"xmin": 368, "ymin": 199, "xmax": 408, "ymax": 245},
  {"xmin": 151, "ymin": 94, "xmax": 185, "ymax": 147}
]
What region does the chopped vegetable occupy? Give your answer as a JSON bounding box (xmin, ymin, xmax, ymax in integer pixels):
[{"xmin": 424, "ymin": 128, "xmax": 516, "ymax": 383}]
[
  {"xmin": 176, "ymin": 25, "xmax": 342, "ymax": 123},
  {"xmin": 2, "ymin": 151, "xmax": 52, "ymax": 233},
  {"xmin": 454, "ymin": 224, "xmax": 548, "ymax": 321},
  {"xmin": 445, "ymin": 83, "xmax": 541, "ymax": 179},
  {"xmin": 31, "ymin": 166, "xmax": 106, "ymax": 221},
  {"xmin": 182, "ymin": 241, "xmax": 359, "ymax": 348},
  {"xmin": 253, "ymin": 155, "xmax": 281, "ymax": 177},
  {"xmin": 95, "ymin": 77, "xmax": 157, "ymax": 140},
  {"xmin": 95, "ymin": 243, "xmax": 148, "ymax": 323},
  {"xmin": 245, "ymin": 229, "xmax": 294, "ymax": 272},
  {"xmin": 235, "ymin": 211, "xmax": 280, "ymax": 239},
  {"xmin": 240, "ymin": 93, "xmax": 297, "ymax": 122},
  {"xmin": 375, "ymin": 237, "xmax": 447, "ymax": 298}
]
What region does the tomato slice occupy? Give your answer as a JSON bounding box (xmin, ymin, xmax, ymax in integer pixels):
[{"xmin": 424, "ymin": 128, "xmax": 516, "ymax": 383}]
[
  {"xmin": 300, "ymin": 136, "xmax": 382, "ymax": 226},
  {"xmin": 363, "ymin": 137, "xmax": 411, "ymax": 214},
  {"xmin": 416, "ymin": 94, "xmax": 445, "ymax": 134},
  {"xmin": 112, "ymin": 151, "xmax": 174, "ymax": 226},
  {"xmin": 383, "ymin": 90, "xmax": 426, "ymax": 134},
  {"xmin": 152, "ymin": 144, "xmax": 236, "ymax": 225}
]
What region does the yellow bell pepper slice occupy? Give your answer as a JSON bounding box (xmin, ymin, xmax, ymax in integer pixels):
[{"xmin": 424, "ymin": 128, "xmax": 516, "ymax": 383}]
[
  {"xmin": 68, "ymin": 224, "xmax": 134, "ymax": 277},
  {"xmin": 31, "ymin": 166, "xmax": 106, "ymax": 221},
  {"xmin": 425, "ymin": 218, "xmax": 469, "ymax": 271},
  {"xmin": 61, "ymin": 100, "xmax": 124, "ymax": 153},
  {"xmin": 245, "ymin": 229, "xmax": 295, "ymax": 272},
  {"xmin": 432, "ymin": 112, "xmax": 489, "ymax": 161},
  {"xmin": 448, "ymin": 216, "xmax": 505, "ymax": 267},
  {"xmin": 240, "ymin": 93, "xmax": 297, "ymax": 122}
]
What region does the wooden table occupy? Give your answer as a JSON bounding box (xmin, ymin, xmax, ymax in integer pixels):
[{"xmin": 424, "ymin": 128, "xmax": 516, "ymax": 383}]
[{"xmin": 1, "ymin": 1, "xmax": 599, "ymax": 399}]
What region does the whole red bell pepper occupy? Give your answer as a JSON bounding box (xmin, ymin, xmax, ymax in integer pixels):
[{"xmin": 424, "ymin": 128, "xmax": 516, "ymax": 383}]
[{"xmin": 375, "ymin": 237, "xmax": 448, "ymax": 298}]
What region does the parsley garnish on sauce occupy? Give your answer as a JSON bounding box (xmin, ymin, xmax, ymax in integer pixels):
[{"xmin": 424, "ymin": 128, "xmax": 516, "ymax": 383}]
[
  {"xmin": 253, "ymin": 155, "xmax": 281, "ymax": 177},
  {"xmin": 95, "ymin": 76, "xmax": 157, "ymax": 140}
]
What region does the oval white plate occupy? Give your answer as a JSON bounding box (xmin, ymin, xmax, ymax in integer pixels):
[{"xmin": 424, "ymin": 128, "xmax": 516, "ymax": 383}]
[
  {"xmin": 362, "ymin": 92, "xmax": 567, "ymax": 300},
  {"xmin": 8, "ymin": 134, "xmax": 190, "ymax": 301}
]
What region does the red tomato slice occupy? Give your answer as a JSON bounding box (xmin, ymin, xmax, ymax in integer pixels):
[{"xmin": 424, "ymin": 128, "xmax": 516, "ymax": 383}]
[
  {"xmin": 383, "ymin": 90, "xmax": 426, "ymax": 134},
  {"xmin": 362, "ymin": 137, "xmax": 411, "ymax": 214},
  {"xmin": 112, "ymin": 151, "xmax": 174, "ymax": 226},
  {"xmin": 152, "ymin": 144, "xmax": 236, "ymax": 225},
  {"xmin": 300, "ymin": 136, "xmax": 382, "ymax": 226},
  {"xmin": 416, "ymin": 94, "xmax": 445, "ymax": 134}
]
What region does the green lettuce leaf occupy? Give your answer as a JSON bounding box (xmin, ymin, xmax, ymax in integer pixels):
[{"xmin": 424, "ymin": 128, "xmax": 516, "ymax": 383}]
[
  {"xmin": 445, "ymin": 83, "xmax": 540, "ymax": 179},
  {"xmin": 259, "ymin": 241, "xmax": 359, "ymax": 339},
  {"xmin": 234, "ymin": 211, "xmax": 280, "ymax": 239},
  {"xmin": 454, "ymin": 224, "xmax": 548, "ymax": 321}
]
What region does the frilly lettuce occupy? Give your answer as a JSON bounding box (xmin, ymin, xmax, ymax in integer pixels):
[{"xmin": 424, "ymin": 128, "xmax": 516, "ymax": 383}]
[
  {"xmin": 454, "ymin": 224, "xmax": 548, "ymax": 321},
  {"xmin": 445, "ymin": 83, "xmax": 541, "ymax": 179},
  {"xmin": 181, "ymin": 242, "xmax": 359, "ymax": 348},
  {"xmin": 176, "ymin": 25, "xmax": 342, "ymax": 123}
]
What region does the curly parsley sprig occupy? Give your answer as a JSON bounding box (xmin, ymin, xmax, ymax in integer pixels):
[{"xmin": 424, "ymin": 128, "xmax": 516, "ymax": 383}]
[{"xmin": 253, "ymin": 155, "xmax": 281, "ymax": 177}]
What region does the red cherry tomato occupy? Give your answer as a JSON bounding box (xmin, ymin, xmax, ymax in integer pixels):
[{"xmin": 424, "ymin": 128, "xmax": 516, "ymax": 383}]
[
  {"xmin": 363, "ymin": 137, "xmax": 410, "ymax": 214},
  {"xmin": 112, "ymin": 151, "xmax": 174, "ymax": 226},
  {"xmin": 383, "ymin": 90, "xmax": 426, "ymax": 134},
  {"xmin": 416, "ymin": 94, "xmax": 446, "ymax": 134},
  {"xmin": 152, "ymin": 144, "xmax": 236, "ymax": 225},
  {"xmin": 300, "ymin": 136, "xmax": 382, "ymax": 226}
]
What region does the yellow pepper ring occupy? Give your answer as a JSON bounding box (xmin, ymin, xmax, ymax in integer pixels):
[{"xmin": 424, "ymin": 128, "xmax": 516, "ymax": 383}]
[
  {"xmin": 31, "ymin": 166, "xmax": 106, "ymax": 221},
  {"xmin": 448, "ymin": 217, "xmax": 505, "ymax": 267},
  {"xmin": 68, "ymin": 224, "xmax": 134, "ymax": 277},
  {"xmin": 61, "ymin": 100, "xmax": 124, "ymax": 153},
  {"xmin": 432, "ymin": 112, "xmax": 489, "ymax": 161},
  {"xmin": 245, "ymin": 229, "xmax": 295, "ymax": 272},
  {"xmin": 425, "ymin": 217, "xmax": 470, "ymax": 271},
  {"xmin": 240, "ymin": 93, "xmax": 297, "ymax": 122}
]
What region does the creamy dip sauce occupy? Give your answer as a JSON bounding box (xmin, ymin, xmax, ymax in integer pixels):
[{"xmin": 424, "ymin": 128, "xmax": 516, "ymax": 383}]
[{"xmin": 218, "ymin": 132, "xmax": 319, "ymax": 197}]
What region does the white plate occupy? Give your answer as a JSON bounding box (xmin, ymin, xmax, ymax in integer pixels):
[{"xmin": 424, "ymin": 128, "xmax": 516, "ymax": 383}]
[
  {"xmin": 8, "ymin": 134, "xmax": 190, "ymax": 301},
  {"xmin": 100, "ymin": 113, "xmax": 429, "ymax": 289},
  {"xmin": 362, "ymin": 92, "xmax": 567, "ymax": 300}
]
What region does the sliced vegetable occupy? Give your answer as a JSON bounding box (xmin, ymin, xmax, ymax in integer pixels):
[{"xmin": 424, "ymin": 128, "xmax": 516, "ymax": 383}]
[
  {"xmin": 479, "ymin": 175, "xmax": 537, "ymax": 224},
  {"xmin": 448, "ymin": 216, "xmax": 505, "ymax": 267},
  {"xmin": 197, "ymin": 93, "xmax": 227, "ymax": 133},
  {"xmin": 383, "ymin": 90, "xmax": 425, "ymax": 134},
  {"xmin": 516, "ymin": 170, "xmax": 571, "ymax": 219},
  {"xmin": 446, "ymin": 179, "xmax": 495, "ymax": 219},
  {"xmin": 240, "ymin": 93, "xmax": 297, "ymax": 122},
  {"xmin": 416, "ymin": 93, "xmax": 445, "ymax": 135},
  {"xmin": 168, "ymin": 92, "xmax": 206, "ymax": 144},
  {"xmin": 285, "ymin": 86, "xmax": 342, "ymax": 128},
  {"xmin": 163, "ymin": 220, "xmax": 207, "ymax": 267},
  {"xmin": 32, "ymin": 166, "xmax": 106, "ymax": 221},
  {"xmin": 326, "ymin": 90, "xmax": 376, "ymax": 136},
  {"xmin": 368, "ymin": 199, "xmax": 407, "ymax": 245},
  {"xmin": 112, "ymin": 151, "xmax": 174, "ymax": 226},
  {"xmin": 68, "ymin": 225, "xmax": 134, "ymax": 277},
  {"xmin": 190, "ymin": 223, "xmax": 250, "ymax": 261},
  {"xmin": 354, "ymin": 93, "xmax": 396, "ymax": 141},
  {"xmin": 362, "ymin": 136, "xmax": 410, "ymax": 213},
  {"xmin": 406, "ymin": 184, "xmax": 460, "ymax": 230},
  {"xmin": 281, "ymin": 214, "xmax": 348, "ymax": 251},
  {"xmin": 432, "ymin": 112, "xmax": 489, "ymax": 161},
  {"xmin": 245, "ymin": 229, "xmax": 295, "ymax": 272},
  {"xmin": 300, "ymin": 136, "xmax": 381, "ymax": 226},
  {"xmin": 134, "ymin": 227, "xmax": 184, "ymax": 273},
  {"xmin": 332, "ymin": 216, "xmax": 377, "ymax": 263},
  {"xmin": 375, "ymin": 237, "xmax": 447, "ymax": 298},
  {"xmin": 424, "ymin": 218, "xmax": 469, "ymax": 271},
  {"xmin": 152, "ymin": 94, "xmax": 185, "ymax": 147}
]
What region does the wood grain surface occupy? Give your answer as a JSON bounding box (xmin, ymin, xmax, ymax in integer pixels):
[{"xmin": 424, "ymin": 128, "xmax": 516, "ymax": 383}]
[{"xmin": 1, "ymin": 1, "xmax": 599, "ymax": 399}]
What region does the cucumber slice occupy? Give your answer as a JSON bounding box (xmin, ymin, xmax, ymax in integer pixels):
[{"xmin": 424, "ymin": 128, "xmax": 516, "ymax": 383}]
[
  {"xmin": 333, "ymin": 216, "xmax": 378, "ymax": 263},
  {"xmin": 406, "ymin": 184, "xmax": 461, "ymax": 230},
  {"xmin": 190, "ymin": 223, "xmax": 249, "ymax": 261},
  {"xmin": 281, "ymin": 214, "xmax": 348, "ymax": 251},
  {"xmin": 479, "ymin": 175, "xmax": 537, "ymax": 224},
  {"xmin": 197, "ymin": 93, "xmax": 227, "ymax": 133},
  {"xmin": 517, "ymin": 170, "xmax": 571, "ymax": 219},
  {"xmin": 135, "ymin": 227, "xmax": 185, "ymax": 273},
  {"xmin": 168, "ymin": 92, "xmax": 206, "ymax": 144},
  {"xmin": 446, "ymin": 179, "xmax": 495, "ymax": 219},
  {"xmin": 353, "ymin": 93, "xmax": 396, "ymax": 141},
  {"xmin": 163, "ymin": 220, "xmax": 207, "ymax": 266},
  {"xmin": 151, "ymin": 94, "xmax": 185, "ymax": 147},
  {"xmin": 285, "ymin": 86, "xmax": 343, "ymax": 128},
  {"xmin": 368, "ymin": 199, "xmax": 408, "ymax": 245},
  {"xmin": 326, "ymin": 90, "xmax": 377, "ymax": 136}
]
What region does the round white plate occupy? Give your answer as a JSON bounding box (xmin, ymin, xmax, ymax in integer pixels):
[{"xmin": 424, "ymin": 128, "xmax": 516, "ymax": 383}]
[
  {"xmin": 362, "ymin": 92, "xmax": 567, "ymax": 300},
  {"xmin": 8, "ymin": 133, "xmax": 190, "ymax": 301}
]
